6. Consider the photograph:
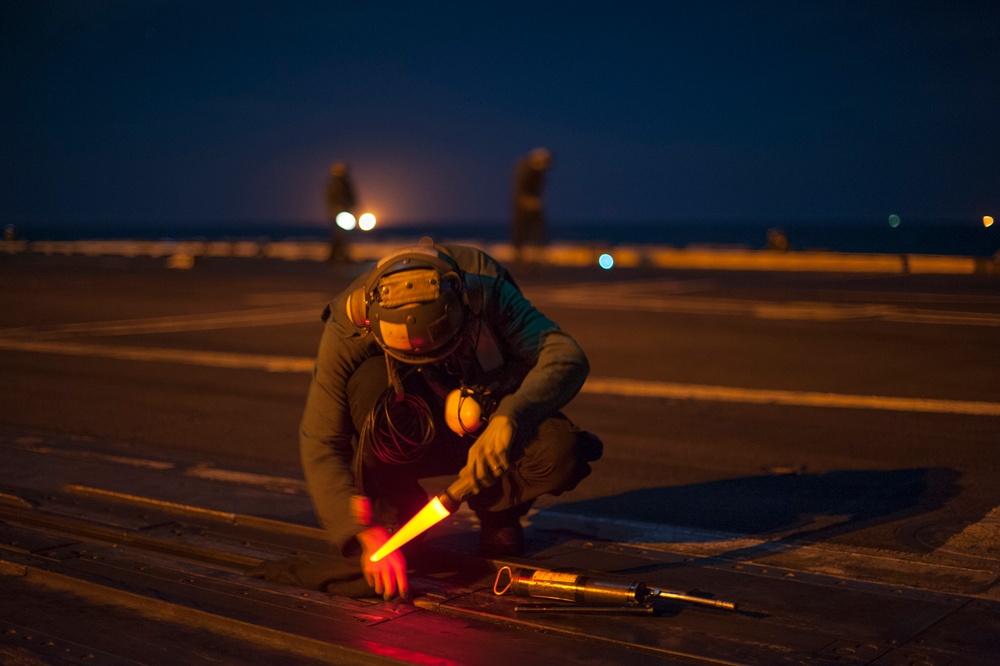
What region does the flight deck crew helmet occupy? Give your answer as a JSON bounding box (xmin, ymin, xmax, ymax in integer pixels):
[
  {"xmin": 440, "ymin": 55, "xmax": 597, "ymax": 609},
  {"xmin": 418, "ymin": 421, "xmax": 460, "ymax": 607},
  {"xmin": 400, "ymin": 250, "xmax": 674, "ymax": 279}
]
[{"xmin": 346, "ymin": 246, "xmax": 466, "ymax": 364}]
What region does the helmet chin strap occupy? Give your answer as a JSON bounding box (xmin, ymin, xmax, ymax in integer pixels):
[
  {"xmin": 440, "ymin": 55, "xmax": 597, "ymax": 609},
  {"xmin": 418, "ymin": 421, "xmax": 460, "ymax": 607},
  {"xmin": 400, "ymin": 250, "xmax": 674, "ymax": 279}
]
[
  {"xmin": 381, "ymin": 312, "xmax": 478, "ymax": 403},
  {"xmin": 384, "ymin": 354, "xmax": 406, "ymax": 400}
]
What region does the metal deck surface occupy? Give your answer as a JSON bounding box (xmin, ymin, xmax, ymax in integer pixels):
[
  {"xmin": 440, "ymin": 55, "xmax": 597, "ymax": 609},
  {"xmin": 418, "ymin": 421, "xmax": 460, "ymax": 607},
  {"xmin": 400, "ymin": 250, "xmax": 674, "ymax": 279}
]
[{"xmin": 3, "ymin": 428, "xmax": 998, "ymax": 665}]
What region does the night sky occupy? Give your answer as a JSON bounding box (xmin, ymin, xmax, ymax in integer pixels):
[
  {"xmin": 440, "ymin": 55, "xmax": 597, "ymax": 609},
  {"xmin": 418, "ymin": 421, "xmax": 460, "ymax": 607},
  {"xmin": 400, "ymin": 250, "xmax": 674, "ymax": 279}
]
[{"xmin": 3, "ymin": 1, "xmax": 998, "ymax": 234}]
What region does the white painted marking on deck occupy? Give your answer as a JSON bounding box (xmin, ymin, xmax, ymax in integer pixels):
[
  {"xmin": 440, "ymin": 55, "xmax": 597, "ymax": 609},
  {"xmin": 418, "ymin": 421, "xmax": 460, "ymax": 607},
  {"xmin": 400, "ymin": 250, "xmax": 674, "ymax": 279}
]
[
  {"xmin": 2, "ymin": 337, "xmax": 998, "ymax": 417},
  {"xmin": 5, "ymin": 440, "xmax": 176, "ymax": 470},
  {"xmin": 0, "ymin": 305, "xmax": 322, "ymax": 339},
  {"xmin": 185, "ymin": 462, "xmax": 308, "ymax": 494},
  {"xmin": 581, "ymin": 377, "xmax": 1000, "ymax": 417},
  {"xmin": 528, "ymin": 283, "xmax": 1000, "ymax": 327},
  {"xmin": 0, "ymin": 338, "xmax": 314, "ymax": 372},
  {"xmin": 527, "ymin": 510, "xmax": 758, "ymax": 551},
  {"xmin": 937, "ymin": 506, "xmax": 1000, "ymax": 563}
]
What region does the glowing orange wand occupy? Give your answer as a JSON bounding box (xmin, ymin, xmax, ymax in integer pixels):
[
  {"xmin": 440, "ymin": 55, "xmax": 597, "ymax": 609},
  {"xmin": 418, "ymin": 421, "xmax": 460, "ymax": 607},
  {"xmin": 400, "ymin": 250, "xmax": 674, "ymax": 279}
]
[{"xmin": 369, "ymin": 473, "xmax": 479, "ymax": 562}]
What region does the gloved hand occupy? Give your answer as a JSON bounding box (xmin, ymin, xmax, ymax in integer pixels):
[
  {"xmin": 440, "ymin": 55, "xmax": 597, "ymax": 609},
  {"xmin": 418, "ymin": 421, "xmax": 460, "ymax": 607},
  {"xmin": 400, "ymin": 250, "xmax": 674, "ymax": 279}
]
[
  {"xmin": 464, "ymin": 414, "xmax": 516, "ymax": 489},
  {"xmin": 357, "ymin": 526, "xmax": 410, "ymax": 602}
]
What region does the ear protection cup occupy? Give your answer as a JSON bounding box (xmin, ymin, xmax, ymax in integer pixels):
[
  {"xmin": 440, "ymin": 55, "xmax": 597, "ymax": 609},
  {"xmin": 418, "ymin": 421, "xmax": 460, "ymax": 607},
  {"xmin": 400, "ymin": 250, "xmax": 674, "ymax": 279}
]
[{"xmin": 346, "ymin": 286, "xmax": 368, "ymax": 328}]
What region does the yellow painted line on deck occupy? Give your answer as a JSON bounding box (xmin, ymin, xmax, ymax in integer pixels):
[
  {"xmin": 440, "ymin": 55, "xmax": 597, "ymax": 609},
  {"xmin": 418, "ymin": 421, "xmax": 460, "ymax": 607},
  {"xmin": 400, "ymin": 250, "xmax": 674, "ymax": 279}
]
[
  {"xmin": 2, "ymin": 337, "xmax": 998, "ymax": 417},
  {"xmin": 8, "ymin": 238, "xmax": 989, "ymax": 274}
]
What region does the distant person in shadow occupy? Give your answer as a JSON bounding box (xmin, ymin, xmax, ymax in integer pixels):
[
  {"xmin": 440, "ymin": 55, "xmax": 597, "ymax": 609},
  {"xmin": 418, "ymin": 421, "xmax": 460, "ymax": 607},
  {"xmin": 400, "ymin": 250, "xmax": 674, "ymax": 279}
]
[
  {"xmin": 511, "ymin": 147, "xmax": 552, "ymax": 264},
  {"xmin": 325, "ymin": 162, "xmax": 357, "ymax": 263}
]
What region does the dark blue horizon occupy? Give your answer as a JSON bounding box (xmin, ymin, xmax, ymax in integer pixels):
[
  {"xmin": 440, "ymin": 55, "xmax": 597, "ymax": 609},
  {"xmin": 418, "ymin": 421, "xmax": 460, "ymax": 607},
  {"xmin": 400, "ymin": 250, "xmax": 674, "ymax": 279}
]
[{"xmin": 10, "ymin": 217, "xmax": 998, "ymax": 258}]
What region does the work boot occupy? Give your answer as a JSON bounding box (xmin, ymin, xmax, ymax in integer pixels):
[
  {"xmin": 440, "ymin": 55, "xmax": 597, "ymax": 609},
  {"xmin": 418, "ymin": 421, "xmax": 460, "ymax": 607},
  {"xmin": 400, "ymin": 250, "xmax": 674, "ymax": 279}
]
[{"xmin": 477, "ymin": 507, "xmax": 526, "ymax": 557}]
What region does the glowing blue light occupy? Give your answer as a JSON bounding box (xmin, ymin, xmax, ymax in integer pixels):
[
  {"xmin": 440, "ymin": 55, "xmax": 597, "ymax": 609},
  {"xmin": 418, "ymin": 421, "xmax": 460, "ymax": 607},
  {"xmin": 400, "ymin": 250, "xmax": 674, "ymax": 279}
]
[
  {"xmin": 598, "ymin": 253, "xmax": 614, "ymax": 269},
  {"xmin": 888, "ymin": 214, "xmax": 901, "ymax": 228}
]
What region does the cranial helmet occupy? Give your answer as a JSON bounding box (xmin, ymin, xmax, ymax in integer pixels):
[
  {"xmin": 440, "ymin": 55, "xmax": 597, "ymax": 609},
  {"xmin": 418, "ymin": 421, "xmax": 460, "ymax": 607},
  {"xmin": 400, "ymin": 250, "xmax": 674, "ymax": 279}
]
[{"xmin": 346, "ymin": 246, "xmax": 466, "ymax": 364}]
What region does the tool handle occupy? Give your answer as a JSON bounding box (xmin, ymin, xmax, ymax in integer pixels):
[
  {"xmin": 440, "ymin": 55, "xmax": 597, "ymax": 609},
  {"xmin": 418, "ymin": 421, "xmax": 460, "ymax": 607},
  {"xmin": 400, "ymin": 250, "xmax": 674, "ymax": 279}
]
[
  {"xmin": 440, "ymin": 472, "xmax": 479, "ymax": 511},
  {"xmin": 442, "ymin": 463, "xmax": 505, "ymax": 506}
]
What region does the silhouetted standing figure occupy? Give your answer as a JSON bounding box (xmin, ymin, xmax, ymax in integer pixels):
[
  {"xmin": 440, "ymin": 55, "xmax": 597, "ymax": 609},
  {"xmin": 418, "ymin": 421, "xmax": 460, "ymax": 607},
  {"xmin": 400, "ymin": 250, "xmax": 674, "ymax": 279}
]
[
  {"xmin": 326, "ymin": 162, "xmax": 357, "ymax": 262},
  {"xmin": 766, "ymin": 227, "xmax": 789, "ymax": 251},
  {"xmin": 511, "ymin": 148, "xmax": 551, "ymax": 264}
]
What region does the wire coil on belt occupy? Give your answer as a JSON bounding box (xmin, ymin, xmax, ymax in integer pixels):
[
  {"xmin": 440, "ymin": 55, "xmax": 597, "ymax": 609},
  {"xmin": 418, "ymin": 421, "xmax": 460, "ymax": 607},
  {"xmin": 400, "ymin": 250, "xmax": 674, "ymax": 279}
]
[{"xmin": 364, "ymin": 388, "xmax": 436, "ymax": 465}]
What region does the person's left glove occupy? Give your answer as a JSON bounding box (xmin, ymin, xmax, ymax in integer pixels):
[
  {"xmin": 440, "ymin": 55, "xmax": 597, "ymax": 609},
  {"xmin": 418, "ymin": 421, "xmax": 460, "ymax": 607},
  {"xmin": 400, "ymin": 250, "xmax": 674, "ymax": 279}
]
[
  {"xmin": 464, "ymin": 414, "xmax": 516, "ymax": 489},
  {"xmin": 357, "ymin": 526, "xmax": 410, "ymax": 602}
]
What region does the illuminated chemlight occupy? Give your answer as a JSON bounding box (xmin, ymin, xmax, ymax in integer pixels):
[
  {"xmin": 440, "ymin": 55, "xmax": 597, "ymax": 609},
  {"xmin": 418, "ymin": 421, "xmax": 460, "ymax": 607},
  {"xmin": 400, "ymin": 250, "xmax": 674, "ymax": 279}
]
[
  {"xmin": 598, "ymin": 253, "xmax": 614, "ymax": 269},
  {"xmin": 335, "ymin": 211, "xmax": 357, "ymax": 230},
  {"xmin": 369, "ymin": 496, "xmax": 451, "ymax": 562},
  {"xmin": 358, "ymin": 213, "xmax": 377, "ymax": 231},
  {"xmin": 985, "ymin": 215, "xmax": 994, "ymax": 228},
  {"xmin": 888, "ymin": 214, "xmax": 901, "ymax": 228}
]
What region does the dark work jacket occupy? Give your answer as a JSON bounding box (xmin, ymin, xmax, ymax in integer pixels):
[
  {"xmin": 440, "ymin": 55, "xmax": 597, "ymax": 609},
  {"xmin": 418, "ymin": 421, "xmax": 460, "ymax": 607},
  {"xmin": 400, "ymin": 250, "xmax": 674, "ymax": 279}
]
[{"xmin": 299, "ymin": 244, "xmax": 589, "ymax": 554}]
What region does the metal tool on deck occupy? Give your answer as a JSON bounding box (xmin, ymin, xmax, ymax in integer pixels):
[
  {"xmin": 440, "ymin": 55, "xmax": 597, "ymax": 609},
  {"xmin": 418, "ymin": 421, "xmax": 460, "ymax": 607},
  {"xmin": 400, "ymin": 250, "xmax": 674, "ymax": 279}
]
[{"xmin": 494, "ymin": 566, "xmax": 738, "ymax": 613}]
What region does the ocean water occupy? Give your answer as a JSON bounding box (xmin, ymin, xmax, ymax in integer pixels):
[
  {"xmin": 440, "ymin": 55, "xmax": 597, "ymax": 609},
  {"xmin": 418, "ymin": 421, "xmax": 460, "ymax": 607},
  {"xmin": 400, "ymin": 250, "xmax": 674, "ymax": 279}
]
[{"xmin": 11, "ymin": 218, "xmax": 999, "ymax": 257}]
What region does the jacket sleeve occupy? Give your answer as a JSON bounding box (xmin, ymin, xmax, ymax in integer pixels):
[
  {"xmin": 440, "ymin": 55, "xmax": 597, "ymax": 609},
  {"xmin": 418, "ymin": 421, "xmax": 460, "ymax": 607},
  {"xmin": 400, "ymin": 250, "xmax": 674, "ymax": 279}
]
[
  {"xmin": 488, "ymin": 278, "xmax": 589, "ymax": 428},
  {"xmin": 299, "ymin": 303, "xmax": 379, "ymax": 556}
]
